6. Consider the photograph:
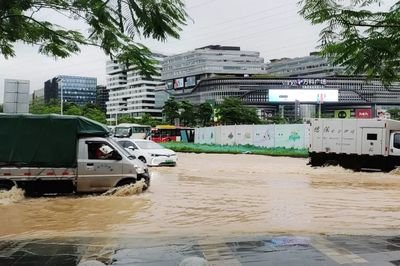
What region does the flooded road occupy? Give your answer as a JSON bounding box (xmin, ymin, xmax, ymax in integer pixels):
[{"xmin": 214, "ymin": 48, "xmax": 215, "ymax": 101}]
[{"xmin": 2, "ymin": 153, "xmax": 400, "ymax": 239}]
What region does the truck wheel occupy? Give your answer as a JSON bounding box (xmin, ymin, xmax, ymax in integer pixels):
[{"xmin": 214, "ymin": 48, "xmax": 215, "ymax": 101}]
[
  {"xmin": 0, "ymin": 182, "xmax": 14, "ymax": 192},
  {"xmin": 138, "ymin": 156, "xmax": 147, "ymax": 163},
  {"xmin": 116, "ymin": 179, "xmax": 136, "ymax": 187},
  {"xmin": 324, "ymin": 160, "xmax": 338, "ymax": 167}
]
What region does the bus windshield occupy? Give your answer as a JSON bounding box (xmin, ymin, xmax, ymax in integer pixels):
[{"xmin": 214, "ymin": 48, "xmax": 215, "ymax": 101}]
[
  {"xmin": 114, "ymin": 124, "xmax": 151, "ymax": 139},
  {"xmin": 114, "ymin": 127, "xmax": 131, "ymax": 138}
]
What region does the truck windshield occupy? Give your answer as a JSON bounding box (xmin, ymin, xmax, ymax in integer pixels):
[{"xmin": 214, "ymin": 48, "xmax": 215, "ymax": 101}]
[{"xmin": 394, "ymin": 134, "xmax": 400, "ymax": 149}]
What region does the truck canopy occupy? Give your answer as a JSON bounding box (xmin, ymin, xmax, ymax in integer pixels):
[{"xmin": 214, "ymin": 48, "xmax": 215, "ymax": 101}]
[{"xmin": 0, "ymin": 114, "xmax": 110, "ymax": 168}]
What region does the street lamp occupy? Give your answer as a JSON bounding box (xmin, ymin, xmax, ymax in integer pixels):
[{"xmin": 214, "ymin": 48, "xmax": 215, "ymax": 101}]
[{"xmin": 56, "ymin": 78, "xmax": 64, "ymax": 115}]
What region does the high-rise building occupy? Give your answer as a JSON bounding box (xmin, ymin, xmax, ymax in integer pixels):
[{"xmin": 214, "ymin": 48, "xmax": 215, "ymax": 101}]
[
  {"xmin": 44, "ymin": 75, "xmax": 97, "ymax": 105},
  {"xmin": 3, "ymin": 79, "xmax": 30, "ymax": 113},
  {"xmin": 31, "ymin": 88, "xmax": 45, "ymax": 104},
  {"xmin": 106, "ymin": 53, "xmax": 166, "ymax": 122},
  {"xmin": 264, "ymin": 52, "xmax": 344, "ymax": 77},
  {"xmin": 96, "ymin": 85, "xmax": 109, "ymax": 113},
  {"xmin": 161, "ymin": 45, "xmax": 266, "ymax": 94}
]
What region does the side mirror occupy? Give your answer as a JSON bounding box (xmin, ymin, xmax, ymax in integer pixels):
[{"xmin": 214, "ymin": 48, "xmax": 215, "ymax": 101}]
[{"xmin": 128, "ymin": 146, "xmax": 135, "ymax": 150}]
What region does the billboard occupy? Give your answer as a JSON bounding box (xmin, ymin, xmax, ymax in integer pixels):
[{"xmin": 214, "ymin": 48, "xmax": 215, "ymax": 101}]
[
  {"xmin": 3, "ymin": 79, "xmax": 30, "ymax": 114},
  {"xmin": 268, "ymin": 89, "xmax": 338, "ymax": 103},
  {"xmin": 282, "ymin": 78, "xmax": 327, "ymax": 87},
  {"xmin": 334, "ymin": 109, "xmax": 351, "ymax": 119},
  {"xmin": 174, "ymin": 78, "xmax": 184, "ymax": 89},
  {"xmin": 355, "ymin": 109, "xmax": 372, "ymax": 119},
  {"xmin": 185, "ymin": 76, "xmax": 196, "ymax": 87}
]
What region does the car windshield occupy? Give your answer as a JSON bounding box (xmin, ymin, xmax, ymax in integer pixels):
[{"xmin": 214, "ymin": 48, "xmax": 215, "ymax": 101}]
[
  {"xmin": 108, "ymin": 138, "xmax": 134, "ymax": 159},
  {"xmin": 135, "ymin": 140, "xmax": 163, "ymax": 150}
]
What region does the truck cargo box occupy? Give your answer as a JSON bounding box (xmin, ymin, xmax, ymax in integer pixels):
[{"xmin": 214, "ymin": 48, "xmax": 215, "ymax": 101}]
[{"xmin": 0, "ymin": 114, "xmax": 109, "ymax": 168}]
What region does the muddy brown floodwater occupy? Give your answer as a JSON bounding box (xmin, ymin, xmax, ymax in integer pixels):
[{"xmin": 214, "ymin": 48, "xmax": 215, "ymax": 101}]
[{"xmin": 2, "ymin": 153, "xmax": 400, "ymax": 240}]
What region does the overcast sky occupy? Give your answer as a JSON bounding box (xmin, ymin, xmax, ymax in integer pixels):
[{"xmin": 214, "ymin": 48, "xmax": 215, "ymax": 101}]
[{"xmin": 0, "ymin": 0, "xmax": 337, "ymax": 103}]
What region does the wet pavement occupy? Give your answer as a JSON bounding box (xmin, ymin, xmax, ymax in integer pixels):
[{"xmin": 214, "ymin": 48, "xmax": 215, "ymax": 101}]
[{"xmin": 2, "ymin": 235, "xmax": 400, "ymax": 265}]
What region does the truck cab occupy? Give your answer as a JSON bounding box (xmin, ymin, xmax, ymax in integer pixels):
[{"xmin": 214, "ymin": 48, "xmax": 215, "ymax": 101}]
[
  {"xmin": 75, "ymin": 137, "xmax": 149, "ymax": 193},
  {"xmin": 389, "ymin": 132, "xmax": 400, "ymax": 156}
]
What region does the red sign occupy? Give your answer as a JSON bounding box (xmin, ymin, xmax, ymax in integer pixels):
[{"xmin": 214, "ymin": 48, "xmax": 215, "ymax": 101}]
[{"xmin": 355, "ymin": 109, "xmax": 372, "ymax": 119}]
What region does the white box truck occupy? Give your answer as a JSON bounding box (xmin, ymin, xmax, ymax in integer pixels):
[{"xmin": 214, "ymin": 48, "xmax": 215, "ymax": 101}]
[
  {"xmin": 0, "ymin": 114, "xmax": 150, "ymax": 195},
  {"xmin": 309, "ymin": 118, "xmax": 400, "ymax": 171}
]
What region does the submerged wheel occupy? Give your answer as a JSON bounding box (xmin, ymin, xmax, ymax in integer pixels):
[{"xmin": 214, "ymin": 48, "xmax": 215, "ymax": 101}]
[
  {"xmin": 0, "ymin": 182, "xmax": 14, "ymax": 192},
  {"xmin": 116, "ymin": 179, "xmax": 136, "ymax": 187},
  {"xmin": 138, "ymin": 156, "xmax": 147, "ymax": 163}
]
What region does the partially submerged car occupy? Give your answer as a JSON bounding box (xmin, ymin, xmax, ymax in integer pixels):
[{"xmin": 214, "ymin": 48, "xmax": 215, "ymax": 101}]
[{"xmin": 116, "ymin": 139, "xmax": 177, "ymax": 166}]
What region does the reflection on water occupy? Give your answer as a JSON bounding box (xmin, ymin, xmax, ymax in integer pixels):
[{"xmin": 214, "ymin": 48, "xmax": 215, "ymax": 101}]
[{"xmin": 2, "ymin": 153, "xmax": 400, "ymax": 239}]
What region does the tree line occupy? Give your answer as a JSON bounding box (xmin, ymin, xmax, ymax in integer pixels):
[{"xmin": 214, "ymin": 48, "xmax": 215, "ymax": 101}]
[
  {"xmin": 163, "ymin": 97, "xmax": 262, "ymax": 127},
  {"xmin": 29, "ymin": 101, "xmax": 107, "ymax": 124}
]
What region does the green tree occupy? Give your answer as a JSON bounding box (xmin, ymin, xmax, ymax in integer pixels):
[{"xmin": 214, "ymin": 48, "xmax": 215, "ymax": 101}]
[
  {"xmin": 163, "ymin": 97, "xmax": 180, "ymax": 124},
  {"xmin": 139, "ymin": 113, "xmax": 158, "ymax": 127},
  {"xmin": 197, "ymin": 102, "xmax": 213, "ymax": 126},
  {"xmin": 64, "ymin": 105, "xmax": 82, "ymax": 116},
  {"xmin": 387, "ymin": 108, "xmax": 400, "ymax": 120},
  {"xmin": 299, "ymin": 0, "xmax": 400, "ymax": 84},
  {"xmin": 1, "ymin": 0, "xmax": 187, "ymax": 76},
  {"xmin": 64, "ymin": 102, "xmax": 82, "ymax": 116},
  {"xmin": 242, "ymin": 107, "xmax": 261, "ymax": 124},
  {"xmin": 218, "ymin": 97, "xmax": 261, "ymax": 125},
  {"xmin": 217, "ymin": 98, "xmax": 242, "ymax": 125},
  {"xmin": 83, "ymin": 107, "xmax": 107, "ymax": 124},
  {"xmin": 117, "ymin": 115, "xmax": 136, "ymax": 124},
  {"xmin": 30, "ymin": 102, "xmax": 61, "ymax": 114},
  {"xmin": 179, "ymin": 100, "xmax": 196, "ymax": 126}
]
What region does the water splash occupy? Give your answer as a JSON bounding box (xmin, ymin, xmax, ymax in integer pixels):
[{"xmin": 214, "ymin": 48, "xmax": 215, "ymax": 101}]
[
  {"xmin": 389, "ymin": 167, "xmax": 400, "ymax": 175},
  {"xmin": 101, "ymin": 180, "xmax": 147, "ymax": 197},
  {"xmin": 0, "ymin": 186, "xmax": 25, "ymax": 205}
]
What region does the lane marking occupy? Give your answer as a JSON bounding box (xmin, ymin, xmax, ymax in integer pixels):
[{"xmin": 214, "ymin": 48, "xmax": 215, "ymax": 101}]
[
  {"xmin": 311, "ymin": 236, "xmax": 367, "ymax": 264},
  {"xmin": 197, "ymin": 240, "xmax": 242, "ymax": 265}
]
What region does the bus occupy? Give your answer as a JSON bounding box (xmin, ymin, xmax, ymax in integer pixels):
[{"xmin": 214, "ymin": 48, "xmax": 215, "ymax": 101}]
[
  {"xmin": 150, "ymin": 125, "xmax": 195, "ymax": 143},
  {"xmin": 113, "ymin": 123, "xmax": 152, "ymax": 139}
]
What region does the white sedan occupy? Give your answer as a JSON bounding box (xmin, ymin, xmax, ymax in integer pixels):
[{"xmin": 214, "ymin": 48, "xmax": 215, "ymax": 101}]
[{"xmin": 116, "ymin": 138, "xmax": 177, "ymax": 166}]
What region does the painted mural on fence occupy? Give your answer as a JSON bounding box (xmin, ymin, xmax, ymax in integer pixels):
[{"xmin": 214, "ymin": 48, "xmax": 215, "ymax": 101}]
[
  {"xmin": 235, "ymin": 125, "xmax": 253, "ymax": 145},
  {"xmin": 253, "ymin": 125, "xmax": 275, "ymax": 148},
  {"xmin": 195, "ymin": 124, "xmax": 310, "ymax": 149},
  {"xmin": 220, "ymin": 125, "xmax": 236, "ymax": 145},
  {"xmin": 275, "ymin": 124, "xmax": 305, "ymax": 149}
]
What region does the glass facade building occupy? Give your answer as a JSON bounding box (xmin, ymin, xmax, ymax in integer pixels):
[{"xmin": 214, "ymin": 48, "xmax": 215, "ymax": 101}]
[
  {"xmin": 44, "ymin": 75, "xmax": 97, "ymax": 105},
  {"xmin": 96, "ymin": 85, "xmax": 109, "ymax": 113}
]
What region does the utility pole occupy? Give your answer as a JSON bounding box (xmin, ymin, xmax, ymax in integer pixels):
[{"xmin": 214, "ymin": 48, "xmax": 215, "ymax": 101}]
[{"xmin": 57, "ymin": 78, "xmax": 64, "ymax": 115}]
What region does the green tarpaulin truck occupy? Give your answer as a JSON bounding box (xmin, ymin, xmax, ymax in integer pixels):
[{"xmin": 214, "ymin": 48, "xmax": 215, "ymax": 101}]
[{"xmin": 0, "ymin": 114, "xmax": 150, "ymax": 195}]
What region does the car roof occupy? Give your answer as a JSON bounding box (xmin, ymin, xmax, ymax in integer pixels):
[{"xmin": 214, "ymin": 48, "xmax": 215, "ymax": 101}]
[{"xmin": 115, "ymin": 138, "xmax": 151, "ymax": 143}]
